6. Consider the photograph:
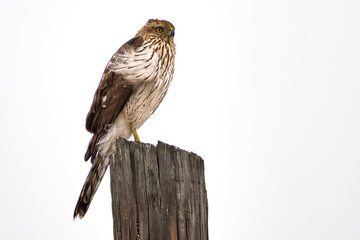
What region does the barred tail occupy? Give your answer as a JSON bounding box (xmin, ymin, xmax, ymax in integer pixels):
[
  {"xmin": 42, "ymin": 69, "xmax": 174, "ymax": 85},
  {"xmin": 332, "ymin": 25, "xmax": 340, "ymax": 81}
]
[{"xmin": 73, "ymin": 155, "xmax": 110, "ymax": 219}]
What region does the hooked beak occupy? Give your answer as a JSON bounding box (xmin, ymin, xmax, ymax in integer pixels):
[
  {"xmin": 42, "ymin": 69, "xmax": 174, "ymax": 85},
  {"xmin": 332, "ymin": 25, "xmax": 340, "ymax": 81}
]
[{"xmin": 168, "ymin": 28, "xmax": 175, "ymax": 37}]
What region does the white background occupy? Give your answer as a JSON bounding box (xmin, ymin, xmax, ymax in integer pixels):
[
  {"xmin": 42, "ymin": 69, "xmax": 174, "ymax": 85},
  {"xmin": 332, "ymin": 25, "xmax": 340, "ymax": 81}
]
[{"xmin": 1, "ymin": 0, "xmax": 360, "ymax": 239}]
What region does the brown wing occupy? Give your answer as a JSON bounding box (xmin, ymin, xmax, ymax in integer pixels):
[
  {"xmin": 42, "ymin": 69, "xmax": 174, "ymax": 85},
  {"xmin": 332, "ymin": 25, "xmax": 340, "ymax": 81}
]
[{"xmin": 84, "ymin": 37, "xmax": 144, "ymax": 162}]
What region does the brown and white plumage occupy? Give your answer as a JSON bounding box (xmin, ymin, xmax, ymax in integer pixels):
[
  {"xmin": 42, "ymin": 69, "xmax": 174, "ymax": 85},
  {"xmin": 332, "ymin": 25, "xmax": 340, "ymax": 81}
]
[{"xmin": 74, "ymin": 19, "xmax": 175, "ymax": 219}]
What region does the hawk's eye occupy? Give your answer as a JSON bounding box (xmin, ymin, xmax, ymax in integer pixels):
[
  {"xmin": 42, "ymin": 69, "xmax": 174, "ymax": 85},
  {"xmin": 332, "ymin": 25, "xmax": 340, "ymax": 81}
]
[{"xmin": 156, "ymin": 27, "xmax": 163, "ymax": 33}]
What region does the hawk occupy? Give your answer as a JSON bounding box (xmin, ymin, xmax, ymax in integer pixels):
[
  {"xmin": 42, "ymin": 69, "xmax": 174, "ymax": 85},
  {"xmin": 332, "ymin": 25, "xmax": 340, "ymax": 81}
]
[{"xmin": 74, "ymin": 19, "xmax": 175, "ymax": 219}]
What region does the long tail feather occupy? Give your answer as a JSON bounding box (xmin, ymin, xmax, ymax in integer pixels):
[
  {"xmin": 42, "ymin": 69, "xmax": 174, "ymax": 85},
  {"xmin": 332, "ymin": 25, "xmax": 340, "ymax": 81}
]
[{"xmin": 73, "ymin": 155, "xmax": 110, "ymax": 219}]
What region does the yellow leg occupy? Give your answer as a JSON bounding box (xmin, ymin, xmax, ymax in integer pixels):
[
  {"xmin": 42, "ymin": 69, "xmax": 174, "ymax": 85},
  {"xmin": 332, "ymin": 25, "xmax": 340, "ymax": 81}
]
[{"xmin": 130, "ymin": 123, "xmax": 141, "ymax": 142}]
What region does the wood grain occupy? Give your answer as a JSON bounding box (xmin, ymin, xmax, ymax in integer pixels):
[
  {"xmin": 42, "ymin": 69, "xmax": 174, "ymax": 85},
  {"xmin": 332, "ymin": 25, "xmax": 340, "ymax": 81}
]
[{"xmin": 110, "ymin": 138, "xmax": 208, "ymax": 240}]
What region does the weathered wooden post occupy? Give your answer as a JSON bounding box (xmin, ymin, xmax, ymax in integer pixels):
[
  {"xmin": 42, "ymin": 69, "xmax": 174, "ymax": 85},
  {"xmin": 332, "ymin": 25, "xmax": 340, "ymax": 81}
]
[{"xmin": 110, "ymin": 138, "xmax": 208, "ymax": 240}]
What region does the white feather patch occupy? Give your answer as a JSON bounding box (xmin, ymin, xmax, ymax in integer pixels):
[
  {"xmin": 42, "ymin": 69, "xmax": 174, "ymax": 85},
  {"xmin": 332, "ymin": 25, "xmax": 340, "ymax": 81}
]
[
  {"xmin": 108, "ymin": 45, "xmax": 159, "ymax": 85},
  {"xmin": 97, "ymin": 111, "xmax": 132, "ymax": 156}
]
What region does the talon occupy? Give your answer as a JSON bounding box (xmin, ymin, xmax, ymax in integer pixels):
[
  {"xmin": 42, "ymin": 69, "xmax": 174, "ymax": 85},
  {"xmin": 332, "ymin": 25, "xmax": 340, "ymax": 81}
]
[{"xmin": 130, "ymin": 123, "xmax": 140, "ymax": 142}]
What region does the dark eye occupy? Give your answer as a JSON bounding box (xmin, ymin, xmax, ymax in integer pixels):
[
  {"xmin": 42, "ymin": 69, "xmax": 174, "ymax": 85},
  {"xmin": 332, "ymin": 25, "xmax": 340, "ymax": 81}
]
[{"xmin": 156, "ymin": 27, "xmax": 163, "ymax": 33}]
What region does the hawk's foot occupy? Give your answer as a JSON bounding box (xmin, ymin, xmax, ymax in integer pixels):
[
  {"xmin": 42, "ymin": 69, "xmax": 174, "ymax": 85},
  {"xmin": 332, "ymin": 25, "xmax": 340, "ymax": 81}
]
[{"xmin": 130, "ymin": 123, "xmax": 141, "ymax": 142}]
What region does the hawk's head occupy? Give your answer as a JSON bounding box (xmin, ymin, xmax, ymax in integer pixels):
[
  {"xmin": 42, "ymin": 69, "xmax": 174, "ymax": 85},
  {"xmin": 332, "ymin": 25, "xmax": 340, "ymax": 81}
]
[{"xmin": 136, "ymin": 19, "xmax": 175, "ymax": 44}]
